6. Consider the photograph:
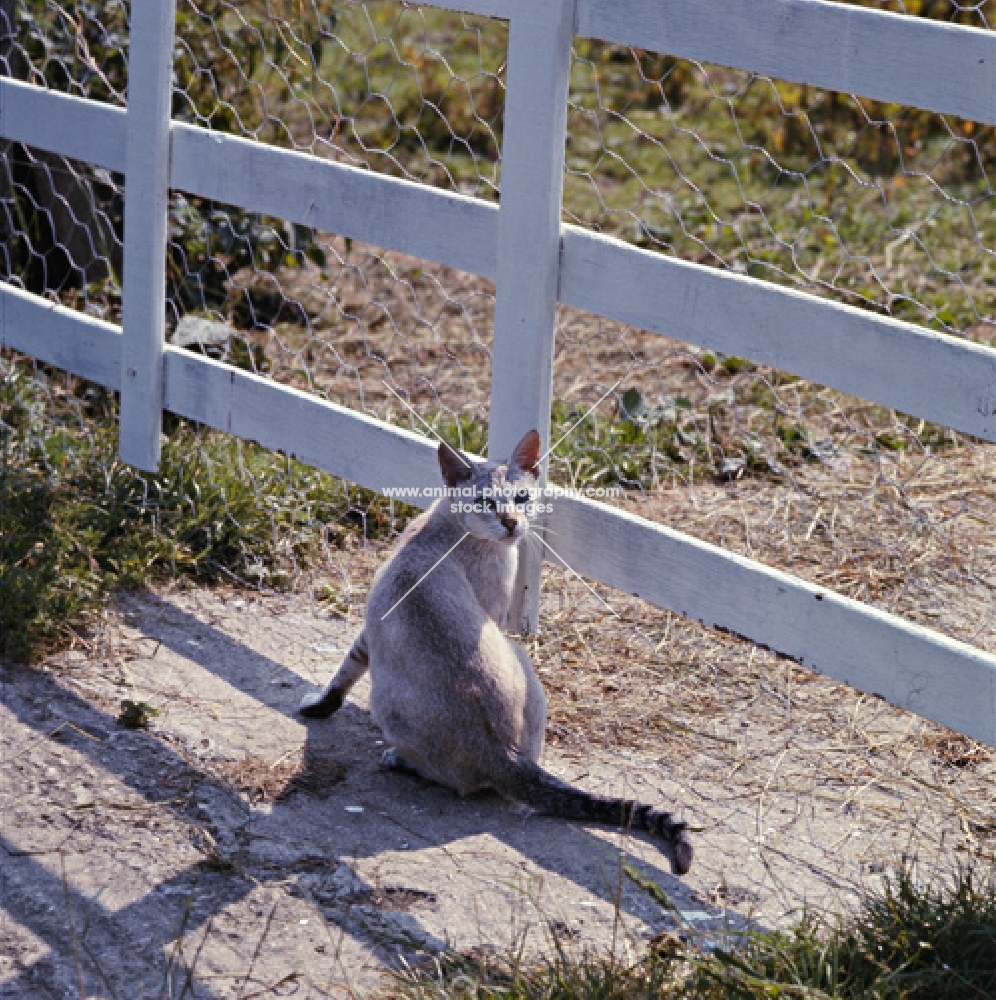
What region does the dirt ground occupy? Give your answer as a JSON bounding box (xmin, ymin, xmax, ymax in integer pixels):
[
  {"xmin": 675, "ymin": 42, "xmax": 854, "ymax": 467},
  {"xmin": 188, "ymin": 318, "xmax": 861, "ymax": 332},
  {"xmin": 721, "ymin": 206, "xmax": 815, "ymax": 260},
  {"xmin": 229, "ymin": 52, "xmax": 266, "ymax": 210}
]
[
  {"xmin": 0, "ymin": 585, "xmax": 728, "ymax": 1000},
  {"xmin": 3, "ymin": 571, "xmax": 994, "ymax": 1000},
  {"xmin": 5, "ymin": 231, "xmax": 994, "ymax": 998}
]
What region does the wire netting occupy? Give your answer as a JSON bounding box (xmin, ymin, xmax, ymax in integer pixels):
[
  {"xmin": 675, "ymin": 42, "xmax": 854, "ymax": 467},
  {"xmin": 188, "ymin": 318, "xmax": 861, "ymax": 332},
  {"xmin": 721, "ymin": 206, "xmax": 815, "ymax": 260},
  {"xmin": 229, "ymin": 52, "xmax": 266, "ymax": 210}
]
[{"xmin": 2, "ymin": 0, "xmax": 995, "ymax": 988}]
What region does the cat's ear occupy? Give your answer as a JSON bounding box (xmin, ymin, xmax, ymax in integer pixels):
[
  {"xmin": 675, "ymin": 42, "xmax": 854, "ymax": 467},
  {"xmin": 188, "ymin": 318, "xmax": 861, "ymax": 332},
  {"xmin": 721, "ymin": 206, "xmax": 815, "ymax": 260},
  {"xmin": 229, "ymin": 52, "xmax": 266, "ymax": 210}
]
[
  {"xmin": 438, "ymin": 440, "xmax": 474, "ymax": 488},
  {"xmin": 510, "ymin": 429, "xmax": 541, "ymax": 478}
]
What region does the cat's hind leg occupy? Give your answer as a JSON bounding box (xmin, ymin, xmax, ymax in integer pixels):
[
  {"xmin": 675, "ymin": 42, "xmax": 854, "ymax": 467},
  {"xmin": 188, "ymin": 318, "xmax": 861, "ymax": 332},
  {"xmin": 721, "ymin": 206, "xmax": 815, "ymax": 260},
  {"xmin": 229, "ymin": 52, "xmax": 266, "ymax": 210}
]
[{"xmin": 299, "ymin": 631, "xmax": 369, "ymax": 718}]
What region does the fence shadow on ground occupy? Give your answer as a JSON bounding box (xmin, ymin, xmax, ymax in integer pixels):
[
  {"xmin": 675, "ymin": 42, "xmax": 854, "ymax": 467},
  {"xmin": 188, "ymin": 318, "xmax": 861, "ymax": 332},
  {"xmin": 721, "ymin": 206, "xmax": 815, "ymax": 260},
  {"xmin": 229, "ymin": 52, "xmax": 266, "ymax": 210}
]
[{"xmin": 0, "ymin": 587, "xmax": 727, "ymax": 999}]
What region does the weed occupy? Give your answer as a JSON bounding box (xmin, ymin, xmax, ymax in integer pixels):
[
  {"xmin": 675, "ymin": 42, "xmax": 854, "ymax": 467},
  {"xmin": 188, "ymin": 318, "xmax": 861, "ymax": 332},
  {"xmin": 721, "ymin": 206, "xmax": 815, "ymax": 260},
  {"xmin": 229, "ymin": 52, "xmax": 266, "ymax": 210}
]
[
  {"xmin": 197, "ymin": 854, "xmax": 238, "ymax": 875},
  {"xmin": 690, "ymin": 863, "xmax": 996, "ymax": 999},
  {"xmin": 0, "ymin": 353, "xmax": 970, "ymax": 664},
  {"xmin": 117, "ymin": 700, "xmax": 160, "ymax": 730},
  {"xmin": 389, "ymin": 862, "xmax": 996, "ymax": 1000},
  {"xmin": 0, "ymin": 359, "xmax": 413, "ymax": 662}
]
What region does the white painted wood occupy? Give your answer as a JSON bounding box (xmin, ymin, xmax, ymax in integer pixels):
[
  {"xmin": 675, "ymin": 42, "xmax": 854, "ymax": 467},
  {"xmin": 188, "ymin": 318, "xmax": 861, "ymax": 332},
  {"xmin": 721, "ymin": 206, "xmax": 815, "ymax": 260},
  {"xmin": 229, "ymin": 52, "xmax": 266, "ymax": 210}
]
[
  {"xmin": 0, "ymin": 281, "xmax": 122, "ymax": 388},
  {"xmin": 0, "ymin": 79, "xmax": 126, "ymax": 173},
  {"xmin": 547, "ymin": 492, "xmax": 996, "ymax": 747},
  {"xmin": 561, "ymin": 226, "xmax": 996, "ymax": 442},
  {"xmin": 118, "ymin": 0, "xmax": 176, "ymax": 472},
  {"xmin": 166, "ymin": 129, "xmax": 996, "ymax": 445},
  {"xmin": 489, "ymin": 0, "xmax": 576, "ymax": 634},
  {"xmin": 170, "ymin": 125, "xmax": 499, "ymax": 279},
  {"xmin": 408, "ymin": 0, "xmax": 511, "ymax": 18},
  {"xmin": 6, "ymin": 276, "xmax": 993, "ymax": 744},
  {"xmin": 577, "ymin": 0, "xmax": 996, "ymax": 126},
  {"xmin": 163, "ymin": 347, "xmax": 444, "ymax": 500},
  {"xmin": 5, "ymin": 0, "xmax": 994, "ymax": 748}
]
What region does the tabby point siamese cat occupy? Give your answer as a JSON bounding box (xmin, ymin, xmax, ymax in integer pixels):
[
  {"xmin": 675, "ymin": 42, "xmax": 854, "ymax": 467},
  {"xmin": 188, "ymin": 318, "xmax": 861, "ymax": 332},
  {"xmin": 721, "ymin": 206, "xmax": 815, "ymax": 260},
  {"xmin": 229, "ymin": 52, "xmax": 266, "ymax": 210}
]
[{"xmin": 299, "ymin": 430, "xmax": 693, "ymax": 875}]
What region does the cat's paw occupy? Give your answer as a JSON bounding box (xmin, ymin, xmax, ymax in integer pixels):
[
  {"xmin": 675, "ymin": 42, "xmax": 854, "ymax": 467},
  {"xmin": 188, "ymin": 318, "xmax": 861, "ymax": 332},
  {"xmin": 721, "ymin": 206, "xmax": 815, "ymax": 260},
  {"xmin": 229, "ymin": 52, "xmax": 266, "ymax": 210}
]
[{"xmin": 299, "ymin": 686, "xmax": 344, "ymax": 719}]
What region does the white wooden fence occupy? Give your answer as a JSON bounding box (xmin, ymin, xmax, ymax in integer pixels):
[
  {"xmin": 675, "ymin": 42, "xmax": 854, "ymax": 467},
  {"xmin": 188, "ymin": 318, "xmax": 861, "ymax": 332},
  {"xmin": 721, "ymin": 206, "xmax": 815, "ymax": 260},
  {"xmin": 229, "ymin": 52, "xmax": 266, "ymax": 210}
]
[{"xmin": 2, "ymin": 0, "xmax": 995, "ymax": 745}]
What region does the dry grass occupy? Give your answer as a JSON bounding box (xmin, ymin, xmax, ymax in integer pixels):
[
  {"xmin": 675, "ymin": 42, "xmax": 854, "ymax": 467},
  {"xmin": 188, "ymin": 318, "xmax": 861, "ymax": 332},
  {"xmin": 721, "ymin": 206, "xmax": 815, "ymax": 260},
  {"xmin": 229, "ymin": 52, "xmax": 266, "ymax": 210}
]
[
  {"xmin": 619, "ymin": 448, "xmax": 996, "ymax": 650},
  {"xmin": 242, "ymin": 240, "xmax": 995, "ymax": 653},
  {"xmin": 532, "ymin": 564, "xmax": 995, "ymax": 928},
  {"xmin": 228, "ymin": 237, "xmax": 496, "ymax": 421},
  {"xmin": 290, "ymin": 525, "xmax": 996, "ymax": 927}
]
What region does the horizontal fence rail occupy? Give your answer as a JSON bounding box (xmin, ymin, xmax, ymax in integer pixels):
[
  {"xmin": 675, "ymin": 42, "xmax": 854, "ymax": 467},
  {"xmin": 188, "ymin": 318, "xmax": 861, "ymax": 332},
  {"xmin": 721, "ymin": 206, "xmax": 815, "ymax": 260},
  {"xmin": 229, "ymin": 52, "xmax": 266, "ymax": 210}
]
[
  {"xmin": 4, "ymin": 278, "xmax": 994, "ymax": 746},
  {"xmin": 3, "ymin": 0, "xmax": 995, "ymax": 748},
  {"xmin": 578, "ymin": 0, "xmax": 996, "ymax": 126},
  {"xmin": 411, "ymin": 0, "xmax": 996, "ymax": 124},
  {"xmin": 0, "ymin": 77, "xmax": 125, "ymax": 173},
  {"xmin": 560, "ymin": 228, "xmax": 996, "ymax": 442},
  {"xmin": 1, "ymin": 283, "xmax": 123, "ymax": 390},
  {"xmin": 170, "ymin": 124, "xmax": 501, "ymax": 281},
  {"xmin": 5, "ymin": 75, "xmax": 995, "ymax": 445}
]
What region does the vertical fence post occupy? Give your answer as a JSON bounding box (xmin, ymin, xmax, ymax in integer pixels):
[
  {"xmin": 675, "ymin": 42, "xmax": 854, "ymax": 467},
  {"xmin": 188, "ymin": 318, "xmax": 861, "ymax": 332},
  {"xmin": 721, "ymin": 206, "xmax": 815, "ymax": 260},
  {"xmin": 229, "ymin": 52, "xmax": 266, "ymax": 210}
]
[
  {"xmin": 488, "ymin": 0, "xmax": 575, "ymax": 634},
  {"xmin": 119, "ymin": 0, "xmax": 177, "ymax": 471}
]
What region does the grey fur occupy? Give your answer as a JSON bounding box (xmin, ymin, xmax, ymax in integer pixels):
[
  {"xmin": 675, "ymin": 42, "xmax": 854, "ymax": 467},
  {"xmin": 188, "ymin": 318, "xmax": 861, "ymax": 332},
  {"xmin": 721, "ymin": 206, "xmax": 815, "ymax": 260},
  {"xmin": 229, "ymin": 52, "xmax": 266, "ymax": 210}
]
[{"xmin": 299, "ymin": 431, "xmax": 692, "ymax": 875}]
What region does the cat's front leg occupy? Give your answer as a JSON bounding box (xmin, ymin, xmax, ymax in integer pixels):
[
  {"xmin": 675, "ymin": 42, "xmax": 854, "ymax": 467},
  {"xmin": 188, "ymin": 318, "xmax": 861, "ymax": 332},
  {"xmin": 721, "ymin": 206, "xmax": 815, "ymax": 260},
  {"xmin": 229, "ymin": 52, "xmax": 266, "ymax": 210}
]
[{"xmin": 299, "ymin": 631, "xmax": 369, "ymax": 719}]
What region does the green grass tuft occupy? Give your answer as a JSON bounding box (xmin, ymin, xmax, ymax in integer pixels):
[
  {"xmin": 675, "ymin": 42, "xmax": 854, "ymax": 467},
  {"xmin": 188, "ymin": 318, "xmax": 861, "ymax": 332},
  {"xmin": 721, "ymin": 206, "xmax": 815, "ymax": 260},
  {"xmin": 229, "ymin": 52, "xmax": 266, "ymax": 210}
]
[
  {"xmin": 117, "ymin": 699, "xmax": 160, "ymax": 730},
  {"xmin": 1, "ymin": 362, "xmax": 413, "ymax": 662},
  {"xmin": 390, "ymin": 862, "xmax": 996, "ymax": 1000}
]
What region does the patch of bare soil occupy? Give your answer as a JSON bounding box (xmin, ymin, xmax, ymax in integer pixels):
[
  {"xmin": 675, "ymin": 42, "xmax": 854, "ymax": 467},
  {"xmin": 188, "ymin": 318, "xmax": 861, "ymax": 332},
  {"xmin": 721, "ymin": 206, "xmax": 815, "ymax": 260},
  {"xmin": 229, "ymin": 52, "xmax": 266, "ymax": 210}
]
[
  {"xmin": 5, "ymin": 237, "xmax": 994, "ymax": 998},
  {"xmin": 3, "ymin": 574, "xmax": 994, "ymax": 999}
]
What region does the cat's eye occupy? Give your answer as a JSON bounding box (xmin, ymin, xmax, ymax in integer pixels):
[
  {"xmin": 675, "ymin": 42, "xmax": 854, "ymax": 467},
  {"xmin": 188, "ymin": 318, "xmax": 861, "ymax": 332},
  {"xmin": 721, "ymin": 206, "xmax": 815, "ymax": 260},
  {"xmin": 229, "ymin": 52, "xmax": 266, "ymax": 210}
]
[
  {"xmin": 474, "ymin": 497, "xmax": 496, "ymax": 513},
  {"xmin": 513, "ymin": 490, "xmax": 530, "ymax": 507}
]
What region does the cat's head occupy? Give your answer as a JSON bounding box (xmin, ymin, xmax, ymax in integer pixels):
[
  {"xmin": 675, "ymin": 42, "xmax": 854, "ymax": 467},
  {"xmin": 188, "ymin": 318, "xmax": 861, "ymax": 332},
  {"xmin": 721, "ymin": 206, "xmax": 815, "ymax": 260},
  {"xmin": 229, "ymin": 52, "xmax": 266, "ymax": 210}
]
[{"xmin": 438, "ymin": 430, "xmax": 542, "ymax": 543}]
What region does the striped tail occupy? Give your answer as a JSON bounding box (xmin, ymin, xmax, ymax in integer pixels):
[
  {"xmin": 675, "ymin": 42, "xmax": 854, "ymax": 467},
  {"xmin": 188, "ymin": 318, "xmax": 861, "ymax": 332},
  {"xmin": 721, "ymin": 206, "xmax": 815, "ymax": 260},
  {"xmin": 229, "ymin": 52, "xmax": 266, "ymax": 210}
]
[{"xmin": 498, "ymin": 759, "xmax": 693, "ymax": 875}]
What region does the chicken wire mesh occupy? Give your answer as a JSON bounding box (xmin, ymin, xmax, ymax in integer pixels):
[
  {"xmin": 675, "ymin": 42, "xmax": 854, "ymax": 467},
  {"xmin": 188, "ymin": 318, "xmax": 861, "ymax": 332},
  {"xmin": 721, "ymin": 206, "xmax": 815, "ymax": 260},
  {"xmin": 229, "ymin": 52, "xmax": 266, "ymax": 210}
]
[
  {"xmin": 2, "ymin": 0, "xmax": 995, "ymax": 974},
  {"xmin": 540, "ymin": 0, "xmax": 996, "ymax": 924}
]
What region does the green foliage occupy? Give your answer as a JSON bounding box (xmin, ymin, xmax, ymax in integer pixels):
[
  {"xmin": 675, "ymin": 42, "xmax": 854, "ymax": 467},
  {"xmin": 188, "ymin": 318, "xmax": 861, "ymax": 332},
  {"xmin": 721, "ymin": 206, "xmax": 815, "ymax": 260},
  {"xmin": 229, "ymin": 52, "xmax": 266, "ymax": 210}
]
[
  {"xmin": 390, "ymin": 862, "xmax": 996, "ymax": 1000},
  {"xmin": 10, "ymin": 4, "xmax": 328, "ymax": 319},
  {"xmin": 548, "ymin": 387, "xmax": 798, "ymax": 488},
  {"xmin": 117, "ymin": 700, "xmax": 159, "ymax": 730},
  {"xmin": 0, "ymin": 349, "xmax": 965, "ymax": 664},
  {"xmin": 565, "ymin": 26, "xmax": 995, "ymax": 341},
  {"xmin": 423, "ymin": 390, "xmax": 832, "ymax": 490},
  {"xmin": 198, "ymin": 853, "xmax": 238, "ymax": 874},
  {"xmin": 0, "ymin": 458, "xmax": 104, "ymax": 663},
  {"xmin": 166, "ymin": 194, "xmax": 324, "ymax": 327},
  {"xmin": 689, "ymin": 864, "xmax": 996, "ymax": 999},
  {"xmin": 12, "ymin": 1, "xmax": 995, "ymax": 341},
  {"xmin": 426, "ymin": 409, "xmax": 491, "ymax": 458},
  {"xmin": 393, "ymin": 941, "xmax": 679, "ymax": 1000},
  {"xmin": 15, "ymin": 1, "xmax": 129, "ymax": 104},
  {"xmin": 171, "ymin": 0, "xmax": 505, "ymax": 194},
  {"xmin": 0, "ymin": 362, "xmax": 407, "ymax": 663},
  {"xmin": 5, "ymin": 360, "xmax": 824, "ymax": 663},
  {"xmin": 843, "ymin": 0, "xmax": 995, "ymax": 28}
]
